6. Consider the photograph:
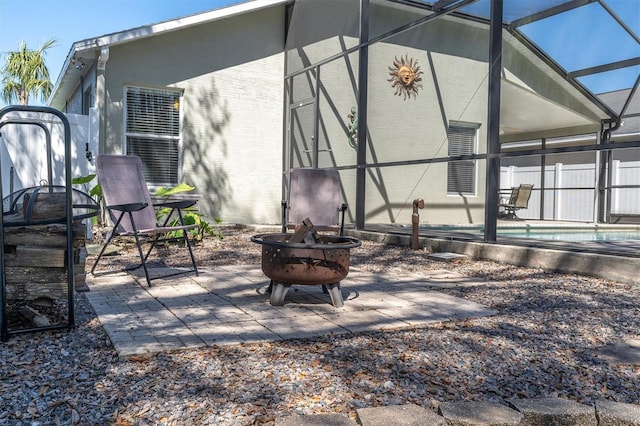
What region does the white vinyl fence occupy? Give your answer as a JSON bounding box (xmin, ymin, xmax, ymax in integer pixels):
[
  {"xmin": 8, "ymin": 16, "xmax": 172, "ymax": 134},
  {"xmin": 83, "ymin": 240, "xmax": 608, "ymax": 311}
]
[
  {"xmin": 0, "ymin": 109, "xmax": 98, "ymax": 196},
  {"xmin": 501, "ymin": 161, "xmax": 640, "ymax": 222},
  {"xmin": 611, "ymin": 160, "xmax": 640, "ymax": 214}
]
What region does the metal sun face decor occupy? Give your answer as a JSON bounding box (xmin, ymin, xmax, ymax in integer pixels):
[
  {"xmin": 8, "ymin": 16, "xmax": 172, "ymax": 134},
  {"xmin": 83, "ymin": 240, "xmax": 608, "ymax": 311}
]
[{"xmin": 388, "ymin": 54, "xmax": 424, "ymax": 100}]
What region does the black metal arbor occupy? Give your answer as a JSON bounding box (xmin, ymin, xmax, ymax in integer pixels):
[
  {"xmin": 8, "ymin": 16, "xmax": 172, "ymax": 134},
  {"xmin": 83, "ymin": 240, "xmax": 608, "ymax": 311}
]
[
  {"xmin": 282, "ymin": 0, "xmax": 639, "ymax": 242},
  {"xmin": 0, "ymin": 106, "xmax": 75, "ymax": 341}
]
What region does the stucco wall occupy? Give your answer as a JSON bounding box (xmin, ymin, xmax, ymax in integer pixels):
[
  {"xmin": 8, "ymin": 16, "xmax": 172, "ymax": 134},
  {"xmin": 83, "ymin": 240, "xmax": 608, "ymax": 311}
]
[
  {"xmin": 66, "ymin": 67, "xmax": 96, "ymax": 116},
  {"xmin": 99, "ymin": 5, "xmax": 286, "ymax": 224},
  {"xmin": 285, "ymin": 0, "xmax": 359, "ymax": 74}
]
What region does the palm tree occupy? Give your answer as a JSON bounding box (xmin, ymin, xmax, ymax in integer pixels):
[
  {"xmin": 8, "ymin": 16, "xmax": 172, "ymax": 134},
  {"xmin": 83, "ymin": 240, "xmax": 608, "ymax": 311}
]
[{"xmin": 1, "ymin": 38, "xmax": 56, "ymax": 105}]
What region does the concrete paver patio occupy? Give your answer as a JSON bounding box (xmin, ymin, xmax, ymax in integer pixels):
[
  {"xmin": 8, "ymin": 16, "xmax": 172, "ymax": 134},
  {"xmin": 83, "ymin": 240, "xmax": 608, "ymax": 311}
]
[{"xmin": 85, "ymin": 265, "xmax": 496, "ymax": 358}]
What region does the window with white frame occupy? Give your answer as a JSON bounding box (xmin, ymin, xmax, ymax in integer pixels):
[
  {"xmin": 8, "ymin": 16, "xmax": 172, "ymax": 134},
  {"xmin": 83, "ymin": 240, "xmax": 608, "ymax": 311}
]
[
  {"xmin": 125, "ymin": 86, "xmax": 181, "ymax": 186},
  {"xmin": 447, "ymin": 122, "xmax": 477, "ymax": 196}
]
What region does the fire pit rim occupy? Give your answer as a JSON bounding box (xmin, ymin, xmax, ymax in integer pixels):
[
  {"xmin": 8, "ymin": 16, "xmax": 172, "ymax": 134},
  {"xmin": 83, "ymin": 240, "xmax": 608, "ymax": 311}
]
[{"xmin": 250, "ymin": 232, "xmax": 362, "ymax": 250}]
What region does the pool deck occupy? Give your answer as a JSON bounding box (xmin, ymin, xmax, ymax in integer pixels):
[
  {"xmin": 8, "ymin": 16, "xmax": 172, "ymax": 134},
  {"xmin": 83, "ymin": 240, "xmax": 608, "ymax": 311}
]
[{"xmin": 351, "ymin": 221, "xmax": 640, "ymax": 285}]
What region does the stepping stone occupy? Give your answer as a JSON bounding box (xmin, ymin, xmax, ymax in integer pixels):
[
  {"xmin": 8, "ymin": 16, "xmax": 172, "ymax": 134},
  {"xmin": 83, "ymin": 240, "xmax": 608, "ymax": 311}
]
[
  {"xmin": 595, "ymin": 400, "xmax": 640, "ymax": 425},
  {"xmin": 86, "ymin": 243, "xmax": 121, "ymax": 256},
  {"xmin": 428, "ymin": 252, "xmax": 468, "ymax": 262},
  {"xmin": 275, "ymin": 413, "xmax": 357, "ymax": 425},
  {"xmin": 509, "ymin": 398, "xmax": 596, "ymax": 425},
  {"xmin": 421, "ymin": 269, "xmax": 488, "ymax": 289},
  {"xmin": 438, "ymin": 401, "xmax": 522, "ymax": 425},
  {"xmin": 357, "ymin": 403, "xmax": 445, "ymax": 425},
  {"xmin": 593, "ymin": 339, "xmax": 640, "ymax": 365}
]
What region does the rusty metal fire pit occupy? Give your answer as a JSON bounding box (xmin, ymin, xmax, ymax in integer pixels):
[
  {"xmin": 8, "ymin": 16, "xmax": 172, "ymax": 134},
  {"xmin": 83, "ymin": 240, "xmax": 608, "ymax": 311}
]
[{"xmin": 251, "ymin": 233, "xmax": 361, "ymax": 307}]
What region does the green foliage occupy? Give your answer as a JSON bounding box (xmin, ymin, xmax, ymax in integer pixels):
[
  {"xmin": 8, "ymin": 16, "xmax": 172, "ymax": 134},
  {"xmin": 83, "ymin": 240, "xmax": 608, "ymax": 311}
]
[
  {"xmin": 155, "ymin": 182, "xmax": 195, "ymax": 198},
  {"xmin": 72, "ymin": 173, "xmax": 102, "ymax": 225},
  {"xmin": 161, "ymin": 208, "xmax": 223, "ymax": 241},
  {"xmin": 154, "ymin": 183, "xmax": 223, "ymax": 242},
  {"xmin": 71, "ymin": 174, "xmax": 95, "ymax": 184},
  {"xmin": 72, "ymin": 173, "xmax": 102, "ymax": 198}
]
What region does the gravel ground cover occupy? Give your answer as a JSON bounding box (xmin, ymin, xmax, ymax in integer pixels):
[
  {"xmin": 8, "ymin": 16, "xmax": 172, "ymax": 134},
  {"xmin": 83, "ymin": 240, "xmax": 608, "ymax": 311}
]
[{"xmin": 1, "ymin": 226, "xmax": 639, "ymax": 425}]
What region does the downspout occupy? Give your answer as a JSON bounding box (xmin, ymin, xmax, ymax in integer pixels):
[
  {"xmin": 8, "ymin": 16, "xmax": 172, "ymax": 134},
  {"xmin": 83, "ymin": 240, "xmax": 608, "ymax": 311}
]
[
  {"xmin": 412, "ymin": 198, "xmax": 424, "ymax": 249},
  {"xmin": 599, "ymin": 71, "xmax": 637, "ymax": 223},
  {"xmin": 79, "ymin": 74, "xmax": 85, "ymax": 114},
  {"xmin": 95, "ymin": 46, "xmax": 109, "ymax": 155},
  {"xmin": 598, "ymin": 119, "xmax": 621, "ymax": 223},
  {"xmin": 282, "ymin": 4, "xmax": 293, "ymax": 207}
]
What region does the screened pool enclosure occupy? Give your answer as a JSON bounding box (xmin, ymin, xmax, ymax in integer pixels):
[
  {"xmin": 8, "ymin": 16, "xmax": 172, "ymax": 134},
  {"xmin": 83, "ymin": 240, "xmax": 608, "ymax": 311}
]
[{"xmin": 282, "ymin": 0, "xmax": 639, "ymax": 243}]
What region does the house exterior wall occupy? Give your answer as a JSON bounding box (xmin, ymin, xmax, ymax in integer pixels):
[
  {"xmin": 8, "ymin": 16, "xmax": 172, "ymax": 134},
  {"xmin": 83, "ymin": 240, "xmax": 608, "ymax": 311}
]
[
  {"xmin": 98, "ymin": 5, "xmax": 286, "ymax": 224},
  {"xmin": 66, "ymin": 85, "xmax": 83, "ymax": 115},
  {"xmin": 65, "ymin": 66, "xmax": 96, "ymax": 116}
]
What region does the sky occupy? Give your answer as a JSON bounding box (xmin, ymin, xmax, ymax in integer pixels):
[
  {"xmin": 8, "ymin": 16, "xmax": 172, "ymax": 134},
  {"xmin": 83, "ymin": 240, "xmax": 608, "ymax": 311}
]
[{"xmin": 0, "ymin": 0, "xmax": 238, "ymax": 107}]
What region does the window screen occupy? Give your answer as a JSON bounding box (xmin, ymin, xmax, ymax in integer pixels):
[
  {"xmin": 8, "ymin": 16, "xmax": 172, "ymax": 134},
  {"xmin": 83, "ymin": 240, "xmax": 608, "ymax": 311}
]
[
  {"xmin": 447, "ymin": 123, "xmax": 477, "ymax": 195},
  {"xmin": 125, "ymin": 86, "xmax": 181, "ymax": 186}
]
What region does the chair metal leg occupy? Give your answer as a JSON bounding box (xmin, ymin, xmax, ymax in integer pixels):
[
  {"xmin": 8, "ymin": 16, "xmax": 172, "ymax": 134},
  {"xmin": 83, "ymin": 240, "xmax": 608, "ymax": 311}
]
[
  {"xmin": 129, "ymin": 212, "xmax": 153, "ymax": 287},
  {"xmin": 173, "ymin": 209, "xmax": 199, "ymax": 276},
  {"xmin": 94, "ymin": 208, "xmax": 198, "ymax": 286},
  {"xmin": 182, "ymin": 228, "xmax": 199, "ymax": 276},
  {"xmin": 131, "ymin": 229, "xmax": 198, "ymax": 287},
  {"xmin": 499, "ymin": 207, "xmax": 521, "ymax": 221},
  {"xmin": 90, "ymin": 212, "xmax": 124, "ymax": 275},
  {"xmin": 90, "ymin": 230, "xmax": 116, "ymax": 275}
]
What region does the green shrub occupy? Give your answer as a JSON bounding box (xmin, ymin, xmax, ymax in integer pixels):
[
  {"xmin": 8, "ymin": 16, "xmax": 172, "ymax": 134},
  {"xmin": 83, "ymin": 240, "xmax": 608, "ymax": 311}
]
[{"xmin": 155, "ymin": 183, "xmax": 223, "ymax": 242}]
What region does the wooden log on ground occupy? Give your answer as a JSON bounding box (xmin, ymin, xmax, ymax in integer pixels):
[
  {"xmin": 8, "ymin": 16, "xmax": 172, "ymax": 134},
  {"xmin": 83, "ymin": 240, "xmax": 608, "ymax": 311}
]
[
  {"xmin": 5, "ymin": 266, "xmax": 69, "ymax": 301},
  {"xmin": 4, "ymin": 246, "xmax": 66, "ymax": 267},
  {"xmin": 3, "ymin": 223, "xmax": 85, "ymax": 248},
  {"xmin": 18, "ymin": 306, "xmax": 52, "ymax": 327}
]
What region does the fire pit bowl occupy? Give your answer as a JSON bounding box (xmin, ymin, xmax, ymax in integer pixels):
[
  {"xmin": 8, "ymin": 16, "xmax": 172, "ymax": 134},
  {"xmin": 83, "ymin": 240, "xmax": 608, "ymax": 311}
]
[{"xmin": 251, "ymin": 233, "xmax": 361, "ymax": 307}]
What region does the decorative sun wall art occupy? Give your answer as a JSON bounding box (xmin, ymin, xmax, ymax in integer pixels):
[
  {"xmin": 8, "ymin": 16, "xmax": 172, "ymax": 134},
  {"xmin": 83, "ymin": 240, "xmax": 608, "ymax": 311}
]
[{"xmin": 387, "ymin": 54, "xmax": 424, "ymax": 100}]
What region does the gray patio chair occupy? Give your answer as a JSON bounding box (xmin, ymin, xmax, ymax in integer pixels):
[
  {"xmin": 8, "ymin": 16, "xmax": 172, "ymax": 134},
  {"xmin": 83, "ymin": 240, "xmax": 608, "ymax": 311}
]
[
  {"xmin": 499, "ymin": 184, "xmax": 533, "ymax": 220},
  {"xmin": 281, "ymin": 168, "xmax": 347, "ymax": 235},
  {"xmin": 89, "ymin": 154, "xmax": 198, "ymax": 286},
  {"xmin": 271, "ymin": 167, "xmax": 348, "ymax": 295}
]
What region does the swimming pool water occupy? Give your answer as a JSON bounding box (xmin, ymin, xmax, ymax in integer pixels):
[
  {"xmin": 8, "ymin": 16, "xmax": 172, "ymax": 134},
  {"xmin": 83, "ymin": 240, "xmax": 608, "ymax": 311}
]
[
  {"xmin": 496, "ymin": 230, "xmax": 640, "ymax": 241},
  {"xmin": 417, "ymin": 225, "xmax": 640, "ymax": 242}
]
